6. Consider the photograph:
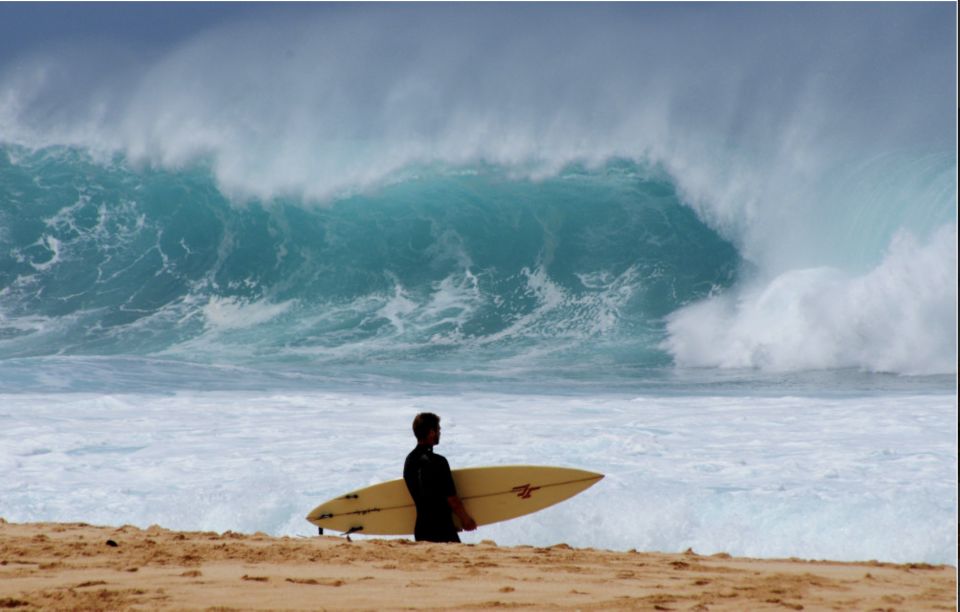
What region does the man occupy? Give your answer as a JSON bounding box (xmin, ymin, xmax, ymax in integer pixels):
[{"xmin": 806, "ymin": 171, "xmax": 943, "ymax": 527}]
[{"xmin": 403, "ymin": 412, "xmax": 477, "ymax": 542}]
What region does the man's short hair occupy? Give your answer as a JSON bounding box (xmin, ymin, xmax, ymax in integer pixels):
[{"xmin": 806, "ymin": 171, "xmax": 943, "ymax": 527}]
[{"xmin": 412, "ymin": 412, "xmax": 440, "ymax": 440}]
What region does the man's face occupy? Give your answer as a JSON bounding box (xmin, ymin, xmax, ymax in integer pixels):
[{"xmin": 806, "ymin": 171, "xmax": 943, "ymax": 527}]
[{"xmin": 432, "ymin": 426, "xmax": 441, "ymax": 445}]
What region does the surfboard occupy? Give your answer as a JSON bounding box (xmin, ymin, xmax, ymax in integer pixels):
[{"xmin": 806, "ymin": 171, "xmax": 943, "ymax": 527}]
[{"xmin": 306, "ymin": 465, "xmax": 603, "ymax": 535}]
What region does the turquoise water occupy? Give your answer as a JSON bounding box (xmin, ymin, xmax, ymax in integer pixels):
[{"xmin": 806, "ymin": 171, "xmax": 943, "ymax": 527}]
[
  {"xmin": 1, "ymin": 147, "xmax": 742, "ymax": 377},
  {"xmin": 1, "ymin": 144, "xmax": 956, "ymax": 389}
]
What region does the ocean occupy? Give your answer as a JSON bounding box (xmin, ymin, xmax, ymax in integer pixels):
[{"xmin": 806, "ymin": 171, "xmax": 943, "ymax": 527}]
[{"xmin": 1, "ymin": 3, "xmax": 956, "ymax": 565}]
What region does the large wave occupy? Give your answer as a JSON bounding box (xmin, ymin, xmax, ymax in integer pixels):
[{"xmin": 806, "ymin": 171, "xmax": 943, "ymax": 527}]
[
  {"xmin": 0, "ymin": 147, "xmax": 738, "ymax": 373},
  {"xmin": 0, "ymin": 3, "xmax": 956, "ymax": 375}
]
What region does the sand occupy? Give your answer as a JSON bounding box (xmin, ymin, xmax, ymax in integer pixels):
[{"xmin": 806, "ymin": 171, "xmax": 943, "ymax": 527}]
[{"xmin": 0, "ymin": 520, "xmax": 955, "ymax": 611}]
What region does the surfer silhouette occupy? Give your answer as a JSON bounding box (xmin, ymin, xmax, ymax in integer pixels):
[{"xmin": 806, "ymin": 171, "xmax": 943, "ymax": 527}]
[{"xmin": 403, "ymin": 412, "xmax": 477, "ymax": 542}]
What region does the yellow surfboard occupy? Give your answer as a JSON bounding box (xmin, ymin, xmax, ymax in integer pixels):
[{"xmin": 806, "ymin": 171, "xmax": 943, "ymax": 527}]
[{"xmin": 306, "ymin": 465, "xmax": 603, "ymax": 535}]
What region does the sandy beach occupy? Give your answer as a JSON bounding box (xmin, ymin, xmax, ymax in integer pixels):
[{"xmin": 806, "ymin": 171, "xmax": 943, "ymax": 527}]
[{"xmin": 0, "ymin": 520, "xmax": 955, "ymax": 611}]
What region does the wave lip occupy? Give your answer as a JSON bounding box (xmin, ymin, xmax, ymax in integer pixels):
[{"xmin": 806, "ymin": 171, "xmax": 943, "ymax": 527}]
[{"xmin": 1, "ymin": 4, "xmax": 954, "ymax": 204}]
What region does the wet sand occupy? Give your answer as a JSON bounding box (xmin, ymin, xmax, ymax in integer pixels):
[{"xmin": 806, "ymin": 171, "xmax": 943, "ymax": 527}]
[{"xmin": 0, "ymin": 520, "xmax": 955, "ymax": 610}]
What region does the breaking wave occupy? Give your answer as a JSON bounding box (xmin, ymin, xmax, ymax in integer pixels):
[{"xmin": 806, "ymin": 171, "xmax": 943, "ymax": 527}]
[{"xmin": 1, "ymin": 3, "xmax": 955, "ymax": 377}]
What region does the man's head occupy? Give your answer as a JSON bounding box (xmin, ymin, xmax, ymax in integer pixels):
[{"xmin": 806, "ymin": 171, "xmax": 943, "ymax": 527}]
[{"xmin": 412, "ymin": 412, "xmax": 441, "ymax": 445}]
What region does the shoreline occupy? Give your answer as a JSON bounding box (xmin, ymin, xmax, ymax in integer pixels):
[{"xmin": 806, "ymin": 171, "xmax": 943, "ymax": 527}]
[{"xmin": 1, "ymin": 521, "xmax": 956, "ymax": 610}]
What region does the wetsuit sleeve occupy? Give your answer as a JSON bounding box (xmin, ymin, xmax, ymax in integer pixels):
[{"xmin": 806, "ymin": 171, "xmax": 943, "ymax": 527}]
[{"xmin": 435, "ymin": 455, "xmax": 457, "ymax": 498}]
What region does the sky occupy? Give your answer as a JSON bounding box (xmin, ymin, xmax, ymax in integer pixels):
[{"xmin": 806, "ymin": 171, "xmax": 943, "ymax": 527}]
[
  {"xmin": 0, "ymin": 3, "xmax": 299, "ymax": 60},
  {"xmin": 4, "ymin": 2, "xmax": 953, "ymax": 58}
]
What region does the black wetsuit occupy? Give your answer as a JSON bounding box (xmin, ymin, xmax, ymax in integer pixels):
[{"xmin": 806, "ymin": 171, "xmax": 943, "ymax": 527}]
[{"xmin": 403, "ymin": 444, "xmax": 460, "ymax": 543}]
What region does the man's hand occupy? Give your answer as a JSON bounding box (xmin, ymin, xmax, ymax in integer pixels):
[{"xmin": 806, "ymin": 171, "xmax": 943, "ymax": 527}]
[
  {"xmin": 448, "ymin": 495, "xmax": 478, "ymax": 531},
  {"xmin": 460, "ymin": 514, "xmax": 478, "ymax": 531}
]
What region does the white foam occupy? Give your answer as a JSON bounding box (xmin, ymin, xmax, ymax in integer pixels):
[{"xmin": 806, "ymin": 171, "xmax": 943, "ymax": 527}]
[
  {"xmin": 663, "ymin": 224, "xmax": 958, "ymax": 375},
  {"xmin": 202, "ymin": 296, "xmax": 294, "ymax": 330},
  {"xmin": 374, "ymin": 278, "xmax": 418, "ymax": 335},
  {"xmin": 0, "ymin": 388, "xmax": 955, "ymax": 564},
  {"xmin": 23, "ymin": 235, "xmax": 62, "ymax": 271}
]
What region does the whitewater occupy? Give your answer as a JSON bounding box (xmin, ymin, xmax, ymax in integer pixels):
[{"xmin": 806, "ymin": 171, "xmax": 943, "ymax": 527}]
[{"xmin": 0, "ymin": 3, "xmax": 956, "ymax": 565}]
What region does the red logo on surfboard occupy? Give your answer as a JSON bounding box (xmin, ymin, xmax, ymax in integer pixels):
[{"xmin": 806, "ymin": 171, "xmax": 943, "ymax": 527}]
[{"xmin": 511, "ymin": 483, "xmax": 541, "ymax": 499}]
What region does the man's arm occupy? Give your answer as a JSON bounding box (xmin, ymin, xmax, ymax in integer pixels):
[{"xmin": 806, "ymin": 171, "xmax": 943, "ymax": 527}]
[
  {"xmin": 447, "ymin": 495, "xmax": 477, "ymax": 531},
  {"xmin": 433, "ymin": 454, "xmax": 476, "ymax": 532}
]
